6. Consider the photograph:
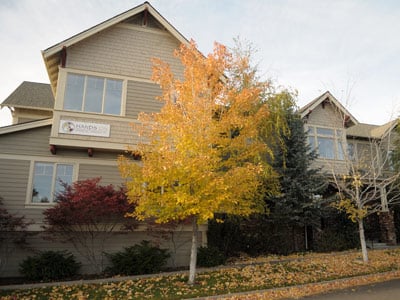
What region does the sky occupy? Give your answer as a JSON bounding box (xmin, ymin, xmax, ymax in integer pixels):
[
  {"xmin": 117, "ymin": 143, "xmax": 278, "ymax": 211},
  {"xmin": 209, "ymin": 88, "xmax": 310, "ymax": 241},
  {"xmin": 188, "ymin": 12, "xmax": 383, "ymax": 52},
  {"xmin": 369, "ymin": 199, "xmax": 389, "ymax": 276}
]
[{"xmin": 0, "ymin": 0, "xmax": 399, "ymax": 127}]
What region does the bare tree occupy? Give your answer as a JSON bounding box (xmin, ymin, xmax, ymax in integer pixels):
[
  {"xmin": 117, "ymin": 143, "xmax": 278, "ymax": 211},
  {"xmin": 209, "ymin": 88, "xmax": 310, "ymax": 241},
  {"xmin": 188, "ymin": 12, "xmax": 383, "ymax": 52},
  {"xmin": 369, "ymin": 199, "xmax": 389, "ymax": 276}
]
[{"xmin": 329, "ymin": 120, "xmax": 400, "ymax": 262}]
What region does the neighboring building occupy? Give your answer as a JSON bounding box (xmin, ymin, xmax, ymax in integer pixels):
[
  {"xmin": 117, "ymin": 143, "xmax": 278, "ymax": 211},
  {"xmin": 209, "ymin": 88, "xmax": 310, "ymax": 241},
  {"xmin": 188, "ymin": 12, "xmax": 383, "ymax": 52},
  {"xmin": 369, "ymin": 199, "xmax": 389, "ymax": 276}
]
[
  {"xmin": 0, "ymin": 81, "xmax": 53, "ymax": 124},
  {"xmin": 0, "ymin": 2, "xmax": 206, "ymax": 277},
  {"xmin": 300, "ymin": 91, "xmax": 399, "ymax": 245}
]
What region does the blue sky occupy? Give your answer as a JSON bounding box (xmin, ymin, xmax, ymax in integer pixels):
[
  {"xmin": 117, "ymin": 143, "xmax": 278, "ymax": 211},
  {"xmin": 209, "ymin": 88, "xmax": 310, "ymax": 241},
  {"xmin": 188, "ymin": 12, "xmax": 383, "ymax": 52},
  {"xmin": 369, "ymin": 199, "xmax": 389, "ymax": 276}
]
[{"xmin": 0, "ymin": 0, "xmax": 399, "ymax": 126}]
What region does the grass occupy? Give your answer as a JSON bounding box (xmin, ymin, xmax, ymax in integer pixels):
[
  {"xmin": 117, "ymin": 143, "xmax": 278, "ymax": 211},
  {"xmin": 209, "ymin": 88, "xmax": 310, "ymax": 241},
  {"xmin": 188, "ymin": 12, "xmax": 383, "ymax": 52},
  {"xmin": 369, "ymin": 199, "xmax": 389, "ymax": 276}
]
[{"xmin": 1, "ymin": 249, "xmax": 400, "ymax": 299}]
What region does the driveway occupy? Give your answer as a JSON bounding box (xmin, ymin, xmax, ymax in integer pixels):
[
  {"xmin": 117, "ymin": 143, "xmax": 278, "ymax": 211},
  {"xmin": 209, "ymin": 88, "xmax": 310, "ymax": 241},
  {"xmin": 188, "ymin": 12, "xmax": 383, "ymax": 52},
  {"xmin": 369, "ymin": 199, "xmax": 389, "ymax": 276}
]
[{"xmin": 300, "ymin": 278, "xmax": 400, "ymax": 300}]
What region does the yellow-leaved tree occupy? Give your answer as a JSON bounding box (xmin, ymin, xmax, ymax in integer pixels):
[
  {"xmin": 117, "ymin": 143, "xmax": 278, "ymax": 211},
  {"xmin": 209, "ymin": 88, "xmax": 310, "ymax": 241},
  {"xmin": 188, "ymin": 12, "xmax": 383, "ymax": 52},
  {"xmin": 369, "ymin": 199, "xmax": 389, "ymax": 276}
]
[{"xmin": 119, "ymin": 41, "xmax": 276, "ymax": 284}]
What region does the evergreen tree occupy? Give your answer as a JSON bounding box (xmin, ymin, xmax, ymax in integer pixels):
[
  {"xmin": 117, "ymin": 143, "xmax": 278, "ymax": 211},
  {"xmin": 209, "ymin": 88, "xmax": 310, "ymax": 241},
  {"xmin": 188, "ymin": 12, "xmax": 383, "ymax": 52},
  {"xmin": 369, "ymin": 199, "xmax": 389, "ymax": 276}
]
[{"xmin": 264, "ymin": 94, "xmax": 327, "ymax": 250}]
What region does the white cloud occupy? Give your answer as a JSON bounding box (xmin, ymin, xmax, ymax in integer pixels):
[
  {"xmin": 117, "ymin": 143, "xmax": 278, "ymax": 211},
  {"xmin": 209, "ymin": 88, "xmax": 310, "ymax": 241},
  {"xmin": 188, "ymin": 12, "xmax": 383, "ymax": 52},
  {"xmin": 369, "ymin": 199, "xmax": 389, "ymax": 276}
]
[{"xmin": 1, "ymin": 0, "xmax": 399, "ymax": 127}]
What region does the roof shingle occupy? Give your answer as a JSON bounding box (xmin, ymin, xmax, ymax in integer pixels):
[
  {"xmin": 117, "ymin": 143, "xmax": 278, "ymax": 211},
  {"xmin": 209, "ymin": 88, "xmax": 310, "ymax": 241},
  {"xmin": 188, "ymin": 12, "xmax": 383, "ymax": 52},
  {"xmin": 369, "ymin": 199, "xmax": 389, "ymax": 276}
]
[{"xmin": 1, "ymin": 81, "xmax": 54, "ymax": 110}]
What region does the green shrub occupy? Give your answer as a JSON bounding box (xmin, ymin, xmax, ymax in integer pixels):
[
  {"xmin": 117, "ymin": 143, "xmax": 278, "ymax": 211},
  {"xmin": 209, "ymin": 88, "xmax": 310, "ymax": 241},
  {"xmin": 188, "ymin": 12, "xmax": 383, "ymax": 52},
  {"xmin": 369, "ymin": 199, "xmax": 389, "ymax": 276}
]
[
  {"xmin": 207, "ymin": 214, "xmax": 243, "ymax": 257},
  {"xmin": 314, "ymin": 230, "xmax": 359, "ymax": 252},
  {"xmin": 197, "ymin": 246, "xmax": 226, "ymax": 267},
  {"xmin": 19, "ymin": 250, "xmax": 80, "ymax": 281},
  {"xmin": 314, "ymin": 208, "xmax": 359, "ymax": 252},
  {"xmin": 208, "ymin": 214, "xmax": 300, "ymax": 257},
  {"xmin": 105, "ymin": 241, "xmax": 170, "ymax": 276}
]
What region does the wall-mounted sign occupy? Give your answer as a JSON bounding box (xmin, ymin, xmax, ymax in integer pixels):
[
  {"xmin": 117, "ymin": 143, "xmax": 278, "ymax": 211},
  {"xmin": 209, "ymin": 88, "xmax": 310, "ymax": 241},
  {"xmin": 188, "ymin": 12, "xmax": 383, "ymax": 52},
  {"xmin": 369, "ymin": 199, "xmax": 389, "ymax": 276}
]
[{"xmin": 59, "ymin": 120, "xmax": 110, "ymax": 137}]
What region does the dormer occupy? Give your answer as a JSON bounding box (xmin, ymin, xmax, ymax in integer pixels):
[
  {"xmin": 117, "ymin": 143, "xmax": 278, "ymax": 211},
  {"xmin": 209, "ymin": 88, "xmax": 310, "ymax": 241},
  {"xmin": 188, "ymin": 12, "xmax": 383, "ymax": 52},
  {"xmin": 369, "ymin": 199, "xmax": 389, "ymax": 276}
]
[
  {"xmin": 300, "ymin": 91, "xmax": 358, "ymax": 166},
  {"xmin": 300, "ymin": 91, "xmax": 358, "ymax": 128}
]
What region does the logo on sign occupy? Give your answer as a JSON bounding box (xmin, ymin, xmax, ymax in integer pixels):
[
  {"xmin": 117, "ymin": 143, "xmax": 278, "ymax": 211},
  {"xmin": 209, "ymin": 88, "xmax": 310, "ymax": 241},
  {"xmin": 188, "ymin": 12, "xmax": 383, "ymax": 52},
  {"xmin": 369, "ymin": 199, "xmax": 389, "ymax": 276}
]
[{"xmin": 59, "ymin": 120, "xmax": 110, "ymax": 137}]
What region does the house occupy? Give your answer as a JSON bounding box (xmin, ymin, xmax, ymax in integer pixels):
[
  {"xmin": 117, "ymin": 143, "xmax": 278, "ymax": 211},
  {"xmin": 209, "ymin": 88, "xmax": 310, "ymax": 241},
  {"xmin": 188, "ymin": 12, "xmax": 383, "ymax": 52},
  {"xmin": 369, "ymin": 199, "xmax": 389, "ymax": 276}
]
[
  {"xmin": 0, "ymin": 2, "xmax": 207, "ymax": 277},
  {"xmin": 300, "ymin": 91, "xmax": 399, "ymax": 245},
  {"xmin": 0, "ymin": 81, "xmax": 53, "ymax": 124},
  {"xmin": 1, "ymin": 2, "xmax": 398, "ymax": 278}
]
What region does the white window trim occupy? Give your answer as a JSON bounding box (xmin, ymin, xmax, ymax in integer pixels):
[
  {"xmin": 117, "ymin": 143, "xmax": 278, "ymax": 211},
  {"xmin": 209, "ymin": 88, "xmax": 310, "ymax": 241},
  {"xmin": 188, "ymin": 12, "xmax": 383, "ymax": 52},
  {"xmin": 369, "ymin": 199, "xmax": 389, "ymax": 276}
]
[
  {"xmin": 307, "ymin": 125, "xmax": 346, "ymax": 160},
  {"xmin": 57, "ymin": 68, "xmax": 127, "ymax": 117},
  {"xmin": 25, "ymin": 159, "xmax": 79, "ymax": 207}
]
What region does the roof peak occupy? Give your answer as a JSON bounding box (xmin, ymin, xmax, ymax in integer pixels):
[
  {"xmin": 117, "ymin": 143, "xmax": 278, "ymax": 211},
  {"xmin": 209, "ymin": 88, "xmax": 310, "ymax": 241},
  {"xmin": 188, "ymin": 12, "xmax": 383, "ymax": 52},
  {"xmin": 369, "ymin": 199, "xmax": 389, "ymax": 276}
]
[
  {"xmin": 42, "ymin": 2, "xmax": 190, "ymax": 95},
  {"xmin": 300, "ymin": 91, "xmax": 358, "ymax": 127}
]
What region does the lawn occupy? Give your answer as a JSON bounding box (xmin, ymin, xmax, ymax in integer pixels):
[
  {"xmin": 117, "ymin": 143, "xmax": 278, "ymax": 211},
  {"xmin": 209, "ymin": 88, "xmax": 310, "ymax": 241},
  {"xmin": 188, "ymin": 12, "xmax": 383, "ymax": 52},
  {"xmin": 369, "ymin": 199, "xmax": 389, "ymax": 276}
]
[{"xmin": 1, "ymin": 249, "xmax": 400, "ymax": 299}]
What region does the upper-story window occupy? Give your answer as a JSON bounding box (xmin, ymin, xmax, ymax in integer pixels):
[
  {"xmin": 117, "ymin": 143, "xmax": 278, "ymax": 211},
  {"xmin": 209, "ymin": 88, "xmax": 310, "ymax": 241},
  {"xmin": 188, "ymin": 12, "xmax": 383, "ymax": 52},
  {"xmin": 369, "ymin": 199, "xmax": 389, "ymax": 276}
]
[
  {"xmin": 31, "ymin": 162, "xmax": 74, "ymax": 203},
  {"xmin": 308, "ymin": 126, "xmax": 345, "ymax": 160},
  {"xmin": 64, "ymin": 73, "xmax": 123, "ymax": 115},
  {"xmin": 388, "ymin": 150, "xmax": 395, "ymax": 171},
  {"xmin": 347, "ymin": 142, "xmax": 356, "ymax": 161}
]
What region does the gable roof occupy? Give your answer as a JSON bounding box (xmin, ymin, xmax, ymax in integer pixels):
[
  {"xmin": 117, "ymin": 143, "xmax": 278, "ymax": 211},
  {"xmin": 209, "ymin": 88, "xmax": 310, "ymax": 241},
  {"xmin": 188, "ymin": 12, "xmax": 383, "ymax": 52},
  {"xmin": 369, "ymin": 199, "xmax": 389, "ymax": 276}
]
[
  {"xmin": 42, "ymin": 1, "xmax": 190, "ymax": 96},
  {"xmin": 299, "ymin": 91, "xmax": 358, "ymax": 127},
  {"xmin": 346, "ymin": 120, "xmax": 398, "ymax": 140},
  {"xmin": 0, "ymin": 81, "xmax": 54, "ymax": 110},
  {"xmin": 371, "ymin": 120, "xmax": 398, "ymax": 139}
]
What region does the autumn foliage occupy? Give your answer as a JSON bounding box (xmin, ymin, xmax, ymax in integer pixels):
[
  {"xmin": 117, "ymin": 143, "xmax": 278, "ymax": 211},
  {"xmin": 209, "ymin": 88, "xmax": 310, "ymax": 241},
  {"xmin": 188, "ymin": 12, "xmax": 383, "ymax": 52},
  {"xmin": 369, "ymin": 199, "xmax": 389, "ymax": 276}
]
[
  {"xmin": 119, "ymin": 41, "xmax": 271, "ymax": 225},
  {"xmin": 44, "ymin": 178, "xmax": 132, "ymax": 225},
  {"xmin": 43, "ymin": 178, "xmax": 136, "ymax": 273},
  {"xmin": 119, "ymin": 41, "xmax": 274, "ymax": 283}
]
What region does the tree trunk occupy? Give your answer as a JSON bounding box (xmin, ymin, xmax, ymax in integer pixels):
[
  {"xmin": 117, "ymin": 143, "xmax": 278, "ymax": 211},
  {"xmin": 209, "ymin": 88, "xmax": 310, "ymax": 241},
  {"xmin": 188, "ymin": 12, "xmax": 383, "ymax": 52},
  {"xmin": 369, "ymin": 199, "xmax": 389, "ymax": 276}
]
[
  {"xmin": 358, "ymin": 219, "xmax": 369, "ymax": 263},
  {"xmin": 188, "ymin": 216, "xmax": 198, "ymax": 285},
  {"xmin": 304, "ymin": 225, "xmax": 308, "ymax": 250}
]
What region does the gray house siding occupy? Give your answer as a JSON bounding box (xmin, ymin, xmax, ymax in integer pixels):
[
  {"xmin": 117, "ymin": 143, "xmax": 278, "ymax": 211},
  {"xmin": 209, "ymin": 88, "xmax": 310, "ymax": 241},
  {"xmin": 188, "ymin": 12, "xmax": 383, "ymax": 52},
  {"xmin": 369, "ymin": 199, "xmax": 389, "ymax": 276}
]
[
  {"xmin": 0, "ymin": 5, "xmax": 207, "ymax": 279},
  {"xmin": 306, "ymin": 102, "xmax": 345, "ymax": 128},
  {"xmin": 66, "ymin": 24, "xmax": 183, "ymax": 81},
  {"xmin": 0, "ymin": 158, "xmax": 30, "ymax": 214},
  {"xmin": 305, "ymin": 102, "xmax": 348, "ymax": 174},
  {"xmin": 0, "ymin": 126, "xmax": 202, "ymax": 278},
  {"xmin": 126, "ymin": 80, "xmax": 163, "ymax": 119},
  {"xmin": 49, "ymin": 21, "xmax": 184, "ymax": 149},
  {"xmin": 1, "ymin": 229, "xmax": 201, "ymax": 277},
  {"xmin": 0, "ymin": 126, "xmax": 51, "ymax": 156},
  {"xmin": 78, "ymin": 163, "xmax": 122, "ymax": 186}
]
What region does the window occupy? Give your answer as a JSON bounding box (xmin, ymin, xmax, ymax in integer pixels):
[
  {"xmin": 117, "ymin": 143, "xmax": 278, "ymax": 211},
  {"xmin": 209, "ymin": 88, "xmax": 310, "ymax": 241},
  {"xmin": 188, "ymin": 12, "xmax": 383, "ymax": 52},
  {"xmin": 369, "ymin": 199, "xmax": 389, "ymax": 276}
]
[
  {"xmin": 31, "ymin": 162, "xmax": 74, "ymax": 203},
  {"xmin": 318, "ymin": 137, "xmax": 335, "ymax": 159},
  {"xmin": 337, "ymin": 130, "xmax": 346, "ymax": 160},
  {"xmin": 307, "ymin": 127, "xmax": 316, "ymax": 150},
  {"xmin": 64, "ymin": 73, "xmax": 123, "ymax": 115},
  {"xmin": 307, "ymin": 126, "xmax": 346, "ymax": 160},
  {"xmin": 387, "ymin": 150, "xmax": 395, "ymax": 171},
  {"xmin": 347, "ymin": 142, "xmax": 355, "ymax": 161}
]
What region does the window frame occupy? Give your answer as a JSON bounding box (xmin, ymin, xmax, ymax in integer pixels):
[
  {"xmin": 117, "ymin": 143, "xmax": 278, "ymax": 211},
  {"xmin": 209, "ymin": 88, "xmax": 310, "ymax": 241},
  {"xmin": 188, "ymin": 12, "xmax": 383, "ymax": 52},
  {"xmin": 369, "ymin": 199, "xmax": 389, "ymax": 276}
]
[
  {"xmin": 347, "ymin": 141, "xmax": 356, "ymax": 161},
  {"xmin": 26, "ymin": 160, "xmax": 77, "ymax": 206},
  {"xmin": 63, "ymin": 72, "xmax": 125, "ymax": 116},
  {"xmin": 386, "ymin": 150, "xmax": 395, "ymax": 171},
  {"xmin": 307, "ymin": 125, "xmax": 346, "ymax": 160}
]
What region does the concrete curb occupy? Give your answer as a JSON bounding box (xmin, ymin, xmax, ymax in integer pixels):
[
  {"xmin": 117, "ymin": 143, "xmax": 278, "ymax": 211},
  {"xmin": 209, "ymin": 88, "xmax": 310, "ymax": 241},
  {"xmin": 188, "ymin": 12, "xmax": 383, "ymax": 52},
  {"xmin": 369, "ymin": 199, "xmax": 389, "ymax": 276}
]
[{"xmin": 0, "ymin": 270, "xmax": 186, "ymax": 291}]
